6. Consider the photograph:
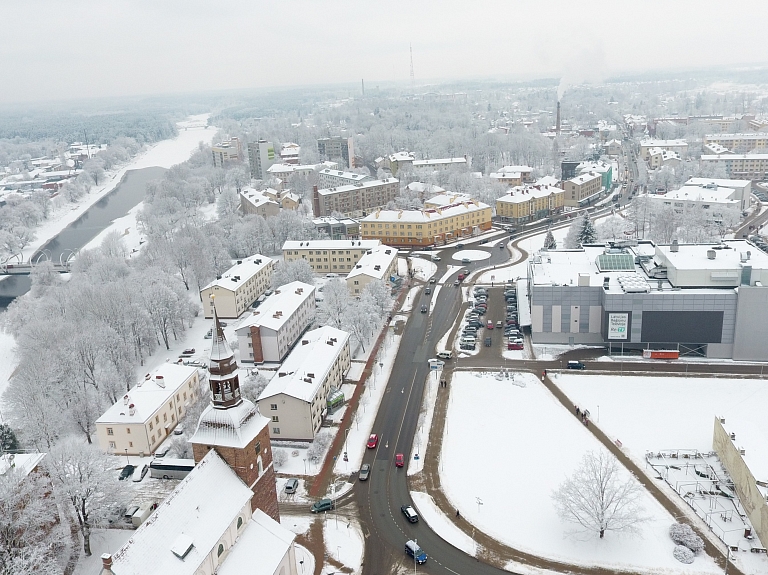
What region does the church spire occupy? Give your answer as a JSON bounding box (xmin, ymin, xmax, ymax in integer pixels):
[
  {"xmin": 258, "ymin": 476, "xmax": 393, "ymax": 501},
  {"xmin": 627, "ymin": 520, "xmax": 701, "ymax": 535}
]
[{"xmin": 207, "ymin": 296, "xmax": 242, "ymax": 409}]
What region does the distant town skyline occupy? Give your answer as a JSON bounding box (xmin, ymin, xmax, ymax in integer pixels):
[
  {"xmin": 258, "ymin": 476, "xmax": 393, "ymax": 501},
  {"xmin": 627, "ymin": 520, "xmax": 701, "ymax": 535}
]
[{"xmin": 2, "ymin": 0, "xmax": 766, "ymax": 105}]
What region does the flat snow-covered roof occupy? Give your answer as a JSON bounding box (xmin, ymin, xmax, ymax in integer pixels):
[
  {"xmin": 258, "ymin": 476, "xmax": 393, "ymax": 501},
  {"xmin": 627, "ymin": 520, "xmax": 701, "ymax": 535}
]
[{"xmin": 497, "ymin": 185, "xmax": 562, "ymax": 204}]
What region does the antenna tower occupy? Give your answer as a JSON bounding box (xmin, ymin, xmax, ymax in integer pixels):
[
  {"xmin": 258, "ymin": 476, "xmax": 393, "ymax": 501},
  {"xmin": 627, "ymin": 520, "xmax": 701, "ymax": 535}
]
[{"xmin": 409, "ymin": 43, "xmax": 415, "ymax": 94}]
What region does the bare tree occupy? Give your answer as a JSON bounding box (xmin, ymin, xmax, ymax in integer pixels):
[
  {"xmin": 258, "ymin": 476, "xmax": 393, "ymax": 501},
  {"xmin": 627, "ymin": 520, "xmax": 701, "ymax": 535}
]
[
  {"xmin": 45, "ymin": 438, "xmax": 124, "ymax": 557},
  {"xmin": 552, "ymin": 450, "xmax": 647, "ymax": 539}
]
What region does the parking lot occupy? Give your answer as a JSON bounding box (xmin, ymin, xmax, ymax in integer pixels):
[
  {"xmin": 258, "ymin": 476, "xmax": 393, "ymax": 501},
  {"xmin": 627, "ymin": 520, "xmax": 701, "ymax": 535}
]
[{"xmin": 456, "ymin": 283, "xmax": 522, "ymax": 358}]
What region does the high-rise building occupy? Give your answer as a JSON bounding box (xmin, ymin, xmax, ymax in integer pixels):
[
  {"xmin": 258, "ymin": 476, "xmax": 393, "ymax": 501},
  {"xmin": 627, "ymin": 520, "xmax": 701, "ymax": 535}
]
[
  {"xmin": 248, "ymin": 140, "xmax": 276, "ymax": 179},
  {"xmin": 212, "ymin": 137, "xmax": 242, "ymax": 168},
  {"xmin": 317, "ymin": 136, "xmax": 353, "ymax": 168},
  {"xmin": 191, "ymin": 309, "xmax": 280, "ymax": 519}
]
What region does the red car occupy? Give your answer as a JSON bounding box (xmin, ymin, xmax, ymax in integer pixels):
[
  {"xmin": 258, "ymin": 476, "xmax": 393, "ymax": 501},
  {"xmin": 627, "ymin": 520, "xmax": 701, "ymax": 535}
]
[
  {"xmin": 395, "ymin": 453, "xmax": 404, "ymax": 467},
  {"xmin": 508, "ymin": 341, "xmax": 524, "ymax": 350},
  {"xmin": 367, "ymin": 434, "xmax": 379, "ymax": 449},
  {"xmin": 457, "ymin": 274, "xmax": 466, "ymax": 281},
  {"xmin": 486, "ymin": 321, "xmax": 494, "ymax": 330}
]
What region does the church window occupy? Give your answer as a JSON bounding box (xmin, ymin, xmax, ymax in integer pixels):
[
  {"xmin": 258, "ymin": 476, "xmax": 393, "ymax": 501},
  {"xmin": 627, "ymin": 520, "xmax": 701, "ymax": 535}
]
[
  {"xmin": 237, "ymin": 517, "xmax": 243, "ymax": 529},
  {"xmin": 257, "ymin": 455, "xmax": 264, "ymax": 475},
  {"xmin": 217, "ymin": 544, "xmax": 225, "ymax": 557},
  {"xmin": 254, "ymin": 441, "xmax": 261, "ymax": 454}
]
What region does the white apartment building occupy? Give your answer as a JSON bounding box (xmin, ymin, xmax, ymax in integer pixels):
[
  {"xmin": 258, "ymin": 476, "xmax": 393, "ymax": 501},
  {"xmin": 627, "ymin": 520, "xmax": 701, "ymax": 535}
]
[
  {"xmin": 234, "ymin": 281, "xmax": 316, "ymax": 363},
  {"xmin": 686, "ymin": 177, "xmax": 752, "ymax": 211},
  {"xmin": 200, "ymin": 255, "xmax": 274, "ymax": 319},
  {"xmin": 95, "ymin": 364, "xmax": 201, "ymax": 456},
  {"xmin": 563, "ymin": 172, "xmax": 602, "ymax": 207},
  {"xmin": 282, "ymin": 239, "xmax": 381, "ymax": 274},
  {"xmin": 317, "ymin": 168, "xmax": 371, "ymax": 189},
  {"xmin": 247, "ymin": 140, "xmax": 276, "ymax": 180},
  {"xmin": 257, "ymin": 326, "xmax": 351, "ymax": 440},
  {"xmin": 643, "ymin": 184, "xmax": 741, "ymax": 223},
  {"xmin": 412, "ymin": 157, "xmax": 468, "ymax": 171},
  {"xmin": 346, "ymin": 245, "xmax": 399, "ymax": 295},
  {"xmin": 489, "ymin": 165, "xmax": 534, "ymax": 186},
  {"xmin": 266, "ymin": 161, "xmax": 338, "ymax": 181},
  {"xmin": 640, "ymin": 139, "xmax": 688, "ymax": 160},
  {"xmin": 700, "ymin": 154, "xmax": 768, "ymax": 180},
  {"xmin": 703, "ymin": 133, "xmax": 768, "ymax": 153},
  {"xmin": 212, "ymin": 138, "xmax": 242, "ymax": 168},
  {"xmin": 646, "ymin": 147, "xmax": 682, "ymax": 169}
]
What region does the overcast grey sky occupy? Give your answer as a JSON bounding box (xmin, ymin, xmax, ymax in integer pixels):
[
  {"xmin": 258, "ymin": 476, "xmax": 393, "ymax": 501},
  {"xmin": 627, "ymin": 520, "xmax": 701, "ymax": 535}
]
[{"xmin": 2, "ymin": 0, "xmax": 765, "ymax": 105}]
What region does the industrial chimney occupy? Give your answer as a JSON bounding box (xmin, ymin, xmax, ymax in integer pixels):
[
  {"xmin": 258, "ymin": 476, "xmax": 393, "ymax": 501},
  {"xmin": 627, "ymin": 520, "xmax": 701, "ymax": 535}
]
[{"xmin": 556, "ymin": 101, "xmax": 561, "ymax": 135}]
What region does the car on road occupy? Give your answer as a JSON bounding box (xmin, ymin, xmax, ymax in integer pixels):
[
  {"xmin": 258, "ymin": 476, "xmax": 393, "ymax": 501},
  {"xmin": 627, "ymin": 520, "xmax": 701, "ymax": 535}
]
[
  {"xmin": 567, "ymin": 361, "xmax": 586, "ymax": 370},
  {"xmin": 499, "ymin": 243, "xmax": 506, "ymax": 249},
  {"xmin": 395, "ymin": 453, "xmax": 404, "ymax": 467},
  {"xmin": 180, "ymin": 348, "xmax": 195, "ymax": 356},
  {"xmin": 429, "ymin": 277, "xmax": 437, "ymax": 284},
  {"xmin": 453, "ymin": 280, "xmax": 460, "ymax": 287},
  {"xmin": 436, "ymin": 351, "xmax": 453, "ymax": 359},
  {"xmin": 424, "ymin": 287, "xmax": 431, "ymax": 294},
  {"xmin": 358, "ymin": 464, "xmax": 371, "ymax": 481},
  {"xmin": 496, "ymin": 320, "xmax": 503, "ymax": 329},
  {"xmin": 431, "ymin": 255, "xmax": 441, "ymax": 262},
  {"xmin": 484, "ymin": 337, "xmax": 492, "ymax": 347},
  {"xmin": 457, "ymin": 274, "xmax": 466, "ymax": 281},
  {"xmin": 461, "ymin": 258, "xmax": 471, "ymax": 264},
  {"xmin": 455, "ymin": 243, "xmax": 465, "ymax": 249},
  {"xmin": 401, "ymin": 505, "xmax": 419, "ymax": 523},
  {"xmin": 486, "ymin": 321, "xmax": 494, "ymax": 330},
  {"xmin": 462, "ymin": 268, "xmax": 469, "ymax": 275},
  {"xmin": 420, "ymin": 304, "xmax": 428, "ymax": 313},
  {"xmin": 405, "ymin": 540, "xmax": 427, "ymax": 564},
  {"xmin": 310, "ymin": 499, "xmax": 335, "ymax": 513},
  {"xmin": 285, "ymin": 478, "xmax": 299, "ymax": 493},
  {"xmin": 367, "ymin": 434, "xmax": 379, "ymax": 448},
  {"xmin": 119, "ymin": 465, "xmax": 136, "ymax": 481}
]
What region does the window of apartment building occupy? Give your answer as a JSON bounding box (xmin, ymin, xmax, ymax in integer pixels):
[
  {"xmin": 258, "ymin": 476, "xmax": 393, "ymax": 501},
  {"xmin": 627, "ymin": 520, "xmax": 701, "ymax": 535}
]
[
  {"xmin": 129, "ymin": 441, "xmax": 133, "ymax": 448},
  {"xmin": 272, "ymin": 427, "xmax": 280, "ymax": 434},
  {"xmin": 155, "ymin": 415, "xmax": 160, "ymax": 424},
  {"xmin": 272, "ymin": 416, "xmax": 279, "ymax": 422},
  {"xmin": 107, "ymin": 428, "xmax": 114, "ymax": 435},
  {"xmin": 149, "ymin": 422, "xmax": 153, "ymax": 431},
  {"xmin": 270, "ymin": 404, "xmax": 278, "ymax": 411},
  {"xmin": 151, "ymin": 435, "xmax": 155, "ymax": 444},
  {"xmin": 126, "ymin": 428, "xmax": 131, "ymax": 434},
  {"xmin": 163, "ymin": 413, "xmax": 167, "ymax": 422},
  {"xmin": 108, "ymin": 440, "xmax": 117, "ymax": 449}
]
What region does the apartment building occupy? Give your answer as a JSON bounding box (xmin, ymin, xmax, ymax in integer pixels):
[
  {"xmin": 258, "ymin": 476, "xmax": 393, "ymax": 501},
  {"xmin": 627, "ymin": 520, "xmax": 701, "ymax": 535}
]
[
  {"xmin": 317, "ymin": 136, "xmax": 353, "ymax": 168},
  {"xmin": 240, "ymin": 188, "xmax": 280, "ymax": 218},
  {"xmin": 213, "ymin": 137, "xmax": 242, "ymax": 168},
  {"xmin": 266, "ymin": 161, "xmax": 338, "ymax": 181},
  {"xmin": 257, "ymin": 326, "xmax": 351, "ymax": 440},
  {"xmin": 703, "ymin": 134, "xmax": 768, "ymax": 153},
  {"xmin": 700, "ymin": 154, "xmax": 768, "ymax": 180},
  {"xmin": 200, "ymin": 255, "xmax": 274, "ymax": 319},
  {"xmin": 646, "ymin": 148, "xmax": 682, "ymax": 170},
  {"xmin": 563, "ymin": 172, "xmax": 602, "ymax": 207},
  {"xmin": 247, "ymin": 140, "xmax": 276, "ymax": 179},
  {"xmin": 235, "ymin": 281, "xmax": 315, "ymax": 363},
  {"xmin": 312, "ymin": 217, "xmax": 360, "ymax": 240},
  {"xmin": 360, "ymin": 201, "xmax": 493, "ymax": 248},
  {"xmin": 489, "ymin": 165, "xmax": 534, "ymax": 187},
  {"xmin": 95, "ymin": 364, "xmax": 201, "ymax": 456},
  {"xmin": 643, "ymin": 184, "xmax": 741, "ymax": 223},
  {"xmin": 346, "ymin": 245, "xmax": 399, "ymax": 295},
  {"xmin": 605, "ymin": 139, "xmax": 623, "ymax": 156},
  {"xmin": 686, "ymin": 177, "xmax": 752, "ymax": 211},
  {"xmin": 496, "ymin": 184, "xmax": 564, "ymax": 225},
  {"xmin": 382, "ymin": 151, "xmax": 415, "ymax": 174},
  {"xmin": 577, "ymin": 161, "xmax": 613, "ymax": 189},
  {"xmin": 317, "ymin": 168, "xmax": 371, "ymax": 189},
  {"xmin": 412, "ymin": 157, "xmax": 468, "ymax": 171},
  {"xmin": 282, "ymin": 239, "xmax": 381, "ymax": 274},
  {"xmin": 639, "ymin": 139, "xmax": 688, "ymax": 161},
  {"xmin": 280, "ymin": 142, "xmax": 301, "ymax": 165},
  {"xmin": 312, "ymin": 178, "xmax": 400, "ymax": 218}
]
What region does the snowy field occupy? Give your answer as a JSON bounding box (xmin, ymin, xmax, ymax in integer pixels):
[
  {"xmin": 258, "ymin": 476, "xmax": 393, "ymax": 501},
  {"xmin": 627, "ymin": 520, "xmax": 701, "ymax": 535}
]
[
  {"xmin": 407, "ymin": 367, "xmax": 442, "ymax": 476},
  {"xmin": 323, "ymin": 515, "xmax": 365, "ymax": 575},
  {"xmin": 452, "ymin": 249, "xmax": 490, "ymax": 262},
  {"xmin": 410, "ymin": 257, "xmax": 437, "ymax": 281},
  {"xmin": 410, "ymin": 492, "xmax": 476, "ymax": 555},
  {"xmin": 440, "ymin": 371, "xmax": 721, "ymax": 574},
  {"xmin": 553, "ymin": 374, "xmax": 768, "ymax": 488}
]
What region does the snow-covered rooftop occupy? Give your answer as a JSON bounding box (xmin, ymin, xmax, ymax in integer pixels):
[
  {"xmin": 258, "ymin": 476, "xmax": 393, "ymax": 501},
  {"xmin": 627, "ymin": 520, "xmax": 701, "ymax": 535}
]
[
  {"xmin": 535, "ymin": 175, "xmax": 560, "ymax": 187},
  {"xmin": 234, "ymin": 281, "xmax": 314, "ymax": 333},
  {"xmin": 406, "ymin": 182, "xmax": 445, "ymax": 194},
  {"xmin": 240, "ymin": 188, "xmax": 279, "ymax": 209},
  {"xmin": 96, "ymin": 364, "xmax": 198, "ymax": 425},
  {"xmin": 565, "ymin": 172, "xmax": 601, "ymax": 186},
  {"xmin": 258, "ymin": 326, "xmax": 350, "ymax": 403},
  {"xmin": 412, "ymin": 157, "xmax": 467, "ymax": 167},
  {"xmin": 362, "ymin": 200, "xmax": 490, "ymax": 223},
  {"xmin": 202, "ymin": 255, "xmax": 273, "ymax": 292},
  {"xmin": 318, "ymin": 168, "xmax": 368, "ymax": 182},
  {"xmin": 641, "ymin": 138, "xmax": 688, "ymax": 147},
  {"xmin": 191, "ymin": 399, "xmax": 270, "ymax": 449},
  {"xmin": 282, "ymin": 239, "xmax": 379, "ymax": 251},
  {"xmin": 686, "ymin": 177, "xmax": 751, "ymax": 189},
  {"xmin": 424, "ymin": 192, "xmax": 473, "ymax": 207},
  {"xmin": 703, "ymin": 143, "xmax": 732, "ymax": 155},
  {"xmin": 317, "ymin": 178, "xmax": 398, "ymax": 195},
  {"xmin": 347, "ymin": 245, "xmax": 398, "ymax": 281},
  {"xmin": 701, "ymin": 153, "xmax": 768, "ymax": 160},
  {"xmin": 111, "ymin": 450, "xmax": 252, "ymax": 575},
  {"xmin": 217, "ymin": 510, "xmax": 295, "ymax": 575},
  {"xmin": 496, "ymin": 185, "xmax": 562, "ymax": 204},
  {"xmin": 0, "ymin": 453, "xmax": 46, "ymax": 478},
  {"xmin": 706, "ymin": 132, "xmax": 768, "ymax": 141},
  {"xmin": 656, "ymin": 240, "xmax": 768, "ymax": 272},
  {"xmin": 494, "ymin": 165, "xmax": 533, "ymax": 174},
  {"xmin": 577, "ymin": 160, "xmax": 612, "ymax": 174},
  {"xmin": 388, "ymin": 151, "xmax": 415, "ymax": 162},
  {"xmin": 652, "ymin": 185, "xmax": 739, "ymax": 204}
]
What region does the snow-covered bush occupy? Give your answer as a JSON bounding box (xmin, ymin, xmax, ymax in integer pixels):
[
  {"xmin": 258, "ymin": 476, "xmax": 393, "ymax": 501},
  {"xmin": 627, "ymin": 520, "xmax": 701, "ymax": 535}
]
[
  {"xmin": 306, "ymin": 429, "xmax": 334, "ymax": 464},
  {"xmin": 669, "ymin": 522, "xmax": 704, "ymax": 554},
  {"xmin": 673, "ymin": 545, "xmax": 695, "ymax": 564},
  {"xmin": 272, "ymin": 447, "xmax": 288, "ymax": 469}
]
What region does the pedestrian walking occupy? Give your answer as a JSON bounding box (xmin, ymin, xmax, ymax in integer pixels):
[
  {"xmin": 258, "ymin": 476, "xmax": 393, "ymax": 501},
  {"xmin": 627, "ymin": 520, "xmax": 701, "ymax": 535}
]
[{"xmin": 456, "ymin": 509, "xmax": 460, "ymax": 518}]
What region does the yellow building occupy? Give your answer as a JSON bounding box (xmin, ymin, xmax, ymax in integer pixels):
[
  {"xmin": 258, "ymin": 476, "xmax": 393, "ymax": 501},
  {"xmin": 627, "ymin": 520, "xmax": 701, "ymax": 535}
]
[
  {"xmin": 95, "ymin": 364, "xmax": 201, "ymax": 456},
  {"xmin": 703, "ymin": 133, "xmax": 768, "ymax": 153},
  {"xmin": 200, "ymin": 255, "xmax": 274, "ymax": 319},
  {"xmin": 495, "ymin": 185, "xmax": 564, "ymax": 225},
  {"xmin": 360, "ymin": 201, "xmax": 492, "ymax": 247},
  {"xmin": 282, "ymin": 239, "xmax": 381, "ymax": 274},
  {"xmin": 563, "ymin": 172, "xmax": 602, "ymax": 207}
]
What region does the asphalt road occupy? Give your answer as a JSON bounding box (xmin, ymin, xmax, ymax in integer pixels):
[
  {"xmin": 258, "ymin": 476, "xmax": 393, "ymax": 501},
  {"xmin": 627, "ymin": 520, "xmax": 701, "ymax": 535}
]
[{"xmin": 356, "ymin": 237, "xmax": 512, "ymax": 575}]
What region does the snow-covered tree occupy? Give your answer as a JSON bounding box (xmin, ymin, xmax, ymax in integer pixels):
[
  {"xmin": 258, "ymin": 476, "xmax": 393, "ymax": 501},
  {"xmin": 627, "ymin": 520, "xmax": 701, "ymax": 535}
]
[
  {"xmin": 362, "ymin": 279, "xmax": 393, "ymax": 319},
  {"xmin": 669, "ymin": 523, "xmax": 704, "ymax": 554},
  {"xmin": 45, "ymin": 438, "xmax": 124, "ymax": 557},
  {"xmin": 343, "ymin": 298, "xmax": 378, "ymax": 353},
  {"xmin": 240, "ymin": 371, "xmax": 270, "ymax": 404},
  {"xmin": 271, "ymin": 258, "xmax": 314, "ymax": 289},
  {"xmin": 316, "ymin": 279, "xmax": 349, "ymax": 330},
  {"xmin": 543, "ymin": 229, "xmax": 557, "ymax": 250},
  {"xmin": 597, "ymin": 216, "xmax": 631, "ymax": 242},
  {"xmin": 0, "ymin": 425, "xmax": 19, "ymax": 453},
  {"xmin": 563, "ymin": 212, "xmax": 598, "ymax": 249},
  {"xmin": 552, "ymin": 450, "xmax": 647, "ymax": 539},
  {"xmin": 216, "ymin": 188, "xmax": 241, "ymax": 221}
]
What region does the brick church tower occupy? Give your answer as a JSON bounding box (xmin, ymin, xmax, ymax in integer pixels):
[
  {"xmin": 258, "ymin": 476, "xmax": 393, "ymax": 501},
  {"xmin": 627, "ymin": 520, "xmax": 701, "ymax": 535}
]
[{"xmin": 191, "ymin": 303, "xmax": 279, "ymax": 520}]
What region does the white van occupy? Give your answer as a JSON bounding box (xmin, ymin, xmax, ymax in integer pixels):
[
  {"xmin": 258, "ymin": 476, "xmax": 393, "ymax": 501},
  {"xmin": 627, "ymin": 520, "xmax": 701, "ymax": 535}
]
[
  {"xmin": 436, "ymin": 351, "xmax": 453, "ymax": 360},
  {"xmin": 131, "ymin": 501, "xmax": 154, "ymax": 528},
  {"xmin": 460, "ymin": 336, "xmax": 476, "ymax": 345},
  {"xmin": 431, "ymin": 255, "xmax": 441, "ymax": 262}
]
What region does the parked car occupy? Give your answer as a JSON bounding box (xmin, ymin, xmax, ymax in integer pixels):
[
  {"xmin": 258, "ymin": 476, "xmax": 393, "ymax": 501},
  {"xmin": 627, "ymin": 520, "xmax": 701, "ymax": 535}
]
[
  {"xmin": 420, "ymin": 304, "xmax": 428, "ymax": 313},
  {"xmin": 473, "ymin": 308, "xmax": 486, "ymax": 316},
  {"xmin": 395, "ymin": 453, "xmax": 404, "ymax": 467},
  {"xmin": 367, "ymin": 434, "xmax": 379, "ymax": 448},
  {"xmin": 154, "ymin": 445, "xmax": 171, "ymax": 458},
  {"xmin": 119, "ymin": 465, "xmax": 136, "ymax": 481},
  {"xmin": 460, "ymin": 343, "xmax": 475, "ymax": 350},
  {"xmin": 467, "ymin": 321, "xmax": 483, "ymax": 328},
  {"xmin": 132, "ymin": 464, "xmax": 149, "ymax": 482},
  {"xmin": 358, "ymin": 464, "xmax": 371, "ymax": 481},
  {"xmin": 181, "ymin": 348, "xmax": 195, "ymax": 356},
  {"xmin": 401, "ymin": 505, "xmax": 419, "ymax": 523},
  {"xmin": 508, "ymin": 341, "xmax": 524, "ymax": 350},
  {"xmin": 173, "ymin": 424, "xmax": 184, "ymax": 435},
  {"xmin": 484, "ymin": 337, "xmax": 492, "ymax": 347},
  {"xmin": 567, "ymin": 361, "xmax": 586, "ymax": 370},
  {"xmin": 285, "ymin": 478, "xmax": 299, "ymax": 493},
  {"xmin": 204, "ymin": 329, "xmax": 213, "ymax": 339},
  {"xmin": 436, "ymin": 351, "xmax": 453, "ymax": 359},
  {"xmin": 310, "ymin": 499, "xmax": 335, "ymax": 513}
]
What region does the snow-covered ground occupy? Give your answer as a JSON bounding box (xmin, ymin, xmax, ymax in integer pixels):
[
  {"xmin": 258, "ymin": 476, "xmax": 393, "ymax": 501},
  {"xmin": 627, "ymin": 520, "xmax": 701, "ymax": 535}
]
[
  {"xmin": 440, "ymin": 371, "xmax": 721, "ymax": 574},
  {"xmin": 428, "ymin": 285, "xmax": 441, "ymax": 313},
  {"xmin": 410, "ymin": 257, "xmax": 437, "ymax": 281},
  {"xmin": 0, "ymin": 330, "xmax": 15, "ymax": 405},
  {"xmin": 410, "ymin": 492, "xmax": 476, "ymax": 555},
  {"xmin": 437, "ymin": 265, "xmax": 461, "ymax": 284},
  {"xmin": 407, "ymin": 366, "xmax": 441, "ymax": 476},
  {"xmin": 72, "ymin": 528, "xmax": 134, "ymax": 575},
  {"xmin": 323, "ymin": 515, "xmax": 365, "ymax": 575},
  {"xmin": 400, "ymin": 286, "xmax": 421, "ymax": 313},
  {"xmin": 452, "ymin": 249, "xmax": 490, "ymax": 262}
]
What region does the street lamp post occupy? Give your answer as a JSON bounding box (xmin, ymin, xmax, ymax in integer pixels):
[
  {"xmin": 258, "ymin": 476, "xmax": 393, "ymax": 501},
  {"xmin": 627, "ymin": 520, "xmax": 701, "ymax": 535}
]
[
  {"xmin": 303, "ymin": 458, "xmax": 307, "ymax": 475},
  {"xmin": 125, "ymin": 448, "xmax": 129, "ymax": 465}
]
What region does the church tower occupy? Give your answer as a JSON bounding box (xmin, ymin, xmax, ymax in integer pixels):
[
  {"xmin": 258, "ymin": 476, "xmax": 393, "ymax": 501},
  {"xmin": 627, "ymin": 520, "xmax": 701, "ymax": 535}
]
[{"xmin": 191, "ymin": 302, "xmax": 279, "ymax": 520}]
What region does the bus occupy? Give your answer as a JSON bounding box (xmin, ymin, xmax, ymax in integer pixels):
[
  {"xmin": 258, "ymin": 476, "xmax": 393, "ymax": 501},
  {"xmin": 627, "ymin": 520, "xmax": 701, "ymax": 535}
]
[{"xmin": 149, "ymin": 458, "xmax": 195, "ymax": 480}]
